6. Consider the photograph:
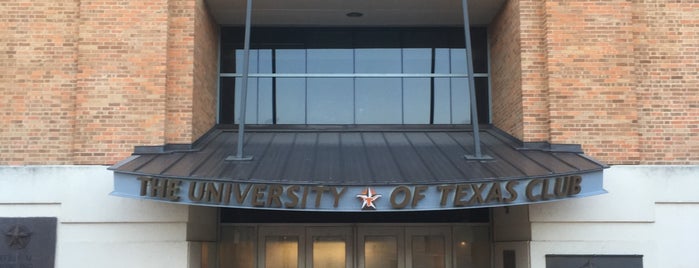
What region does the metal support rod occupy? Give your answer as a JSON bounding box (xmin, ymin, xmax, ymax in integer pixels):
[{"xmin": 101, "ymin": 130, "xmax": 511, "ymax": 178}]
[
  {"xmin": 461, "ymin": 0, "xmax": 489, "ymax": 160},
  {"xmin": 228, "ymin": 0, "xmax": 254, "ymax": 161},
  {"xmin": 220, "ymin": 73, "xmax": 489, "ymax": 78}
]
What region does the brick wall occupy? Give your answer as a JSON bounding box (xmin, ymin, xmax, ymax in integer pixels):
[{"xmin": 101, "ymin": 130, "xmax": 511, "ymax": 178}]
[
  {"xmin": 0, "ymin": 0, "xmax": 79, "ymax": 165},
  {"xmin": 73, "ymin": 0, "xmax": 169, "ymax": 164},
  {"xmin": 634, "ymin": 1, "xmax": 699, "ymax": 164},
  {"xmin": 1, "ymin": 0, "xmax": 696, "ymax": 165},
  {"xmin": 490, "ymin": 0, "xmax": 524, "ymax": 140},
  {"xmin": 165, "ymin": 0, "xmax": 218, "ymax": 145},
  {"xmin": 490, "ymin": 0, "xmax": 551, "ymax": 143},
  {"xmin": 519, "ymin": 0, "xmax": 549, "ymax": 143},
  {"xmin": 490, "ymin": 0, "xmax": 697, "ymax": 164},
  {"xmin": 545, "ymin": 0, "xmax": 640, "ymax": 164},
  {"xmin": 192, "ymin": 0, "xmax": 219, "ymax": 140},
  {"xmin": 166, "ymin": 0, "xmax": 195, "ymax": 145},
  {"xmin": 1, "ymin": 0, "xmax": 218, "ymax": 165}
]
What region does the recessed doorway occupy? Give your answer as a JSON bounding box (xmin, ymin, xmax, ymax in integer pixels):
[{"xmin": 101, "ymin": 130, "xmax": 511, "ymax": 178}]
[{"xmin": 219, "ymin": 224, "xmax": 490, "ymax": 268}]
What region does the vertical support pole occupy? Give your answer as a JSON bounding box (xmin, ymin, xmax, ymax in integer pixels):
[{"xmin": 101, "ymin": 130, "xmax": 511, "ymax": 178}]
[
  {"xmin": 462, "ymin": 0, "xmax": 491, "ymax": 160},
  {"xmin": 227, "ymin": 0, "xmax": 254, "ymax": 161}
]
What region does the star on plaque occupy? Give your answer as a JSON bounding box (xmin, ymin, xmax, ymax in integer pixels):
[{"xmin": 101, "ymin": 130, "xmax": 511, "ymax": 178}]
[
  {"xmin": 356, "ymin": 187, "xmax": 382, "ymax": 210},
  {"xmin": 5, "ymin": 225, "xmax": 32, "ymax": 250}
]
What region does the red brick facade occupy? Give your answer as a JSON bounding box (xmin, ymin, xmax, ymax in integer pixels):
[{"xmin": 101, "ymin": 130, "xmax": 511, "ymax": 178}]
[
  {"xmin": 490, "ymin": 0, "xmax": 525, "ymax": 141},
  {"xmin": 2, "ymin": 1, "xmax": 79, "ymax": 164},
  {"xmin": 74, "ymin": 0, "xmax": 169, "ymax": 164},
  {"xmin": 634, "ymin": 0, "xmax": 699, "ymax": 164},
  {"xmin": 165, "ymin": 0, "xmax": 219, "ymax": 145},
  {"xmin": 192, "ymin": 0, "xmax": 219, "ymax": 141},
  {"xmin": 1, "ymin": 0, "xmax": 218, "ymax": 165},
  {"xmin": 1, "ymin": 0, "xmax": 696, "ymax": 165},
  {"xmin": 490, "ymin": 0, "xmax": 698, "ymax": 164}
]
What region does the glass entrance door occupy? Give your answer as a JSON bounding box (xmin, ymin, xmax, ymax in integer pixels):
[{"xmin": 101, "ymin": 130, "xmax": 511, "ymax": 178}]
[
  {"xmin": 406, "ymin": 227, "xmax": 452, "ymax": 268},
  {"xmin": 256, "ymin": 226, "xmax": 353, "ymax": 268},
  {"xmin": 219, "ymin": 224, "xmax": 489, "ymax": 268},
  {"xmin": 358, "ymin": 227, "xmax": 404, "ymax": 268},
  {"xmin": 307, "ymin": 227, "xmax": 353, "ymax": 268},
  {"xmin": 259, "ymin": 226, "xmax": 305, "ymax": 268},
  {"xmin": 357, "ymin": 226, "xmax": 452, "ymax": 268}
]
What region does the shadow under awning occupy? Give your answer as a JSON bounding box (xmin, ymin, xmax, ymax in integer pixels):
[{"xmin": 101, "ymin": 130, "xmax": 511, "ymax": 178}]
[{"xmin": 109, "ymin": 125, "xmax": 607, "ymax": 212}]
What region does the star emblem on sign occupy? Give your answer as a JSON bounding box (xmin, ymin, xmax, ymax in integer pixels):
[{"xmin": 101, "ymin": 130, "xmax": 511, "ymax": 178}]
[
  {"xmin": 5, "ymin": 225, "xmax": 32, "ymax": 250},
  {"xmin": 356, "ymin": 187, "xmax": 382, "ymax": 210}
]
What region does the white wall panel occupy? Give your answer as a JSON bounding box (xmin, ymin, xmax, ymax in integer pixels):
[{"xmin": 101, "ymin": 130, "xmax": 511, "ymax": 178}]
[
  {"xmin": 531, "ymin": 222, "xmax": 653, "ymax": 241},
  {"xmin": 648, "ymin": 165, "xmax": 699, "ymax": 203},
  {"xmin": 529, "ymin": 166, "xmax": 656, "ymax": 222},
  {"xmin": 59, "ymin": 223, "xmax": 187, "ymax": 242},
  {"xmin": 58, "ymin": 241, "xmax": 190, "ymax": 268},
  {"xmin": 654, "ymin": 204, "xmax": 699, "ymax": 268},
  {"xmin": 0, "ymin": 166, "xmax": 199, "ymax": 268},
  {"xmin": 0, "ymin": 166, "xmax": 190, "ymax": 223},
  {"xmin": 527, "ymin": 165, "xmax": 699, "ymax": 268},
  {"xmin": 0, "ymin": 203, "xmax": 61, "ymax": 217},
  {"xmin": 0, "ymin": 166, "xmax": 72, "ymax": 203}
]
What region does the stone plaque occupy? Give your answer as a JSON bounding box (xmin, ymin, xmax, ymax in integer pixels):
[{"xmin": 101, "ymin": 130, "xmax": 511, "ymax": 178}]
[{"xmin": 0, "ymin": 218, "xmax": 57, "ymax": 268}]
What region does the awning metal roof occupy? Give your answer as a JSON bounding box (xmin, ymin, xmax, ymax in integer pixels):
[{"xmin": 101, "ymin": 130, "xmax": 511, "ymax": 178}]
[
  {"xmin": 111, "ymin": 126, "xmax": 605, "ymax": 185},
  {"xmin": 110, "ymin": 126, "xmax": 607, "ymax": 211}
]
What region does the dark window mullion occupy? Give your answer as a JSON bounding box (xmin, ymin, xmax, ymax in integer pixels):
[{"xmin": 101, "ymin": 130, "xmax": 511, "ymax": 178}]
[
  {"xmin": 272, "ymin": 49, "xmax": 277, "ymax": 124},
  {"xmin": 430, "ymin": 48, "xmax": 436, "ymax": 125}
]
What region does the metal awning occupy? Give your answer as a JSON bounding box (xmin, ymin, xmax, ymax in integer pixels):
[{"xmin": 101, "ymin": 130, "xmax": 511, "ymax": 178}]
[
  {"xmin": 110, "ymin": 126, "xmax": 607, "ymax": 212},
  {"xmin": 111, "ymin": 0, "xmax": 606, "ymax": 212}
]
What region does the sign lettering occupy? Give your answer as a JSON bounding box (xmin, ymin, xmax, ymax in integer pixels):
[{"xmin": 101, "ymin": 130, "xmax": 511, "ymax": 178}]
[{"xmin": 116, "ymin": 173, "xmax": 604, "ymax": 211}]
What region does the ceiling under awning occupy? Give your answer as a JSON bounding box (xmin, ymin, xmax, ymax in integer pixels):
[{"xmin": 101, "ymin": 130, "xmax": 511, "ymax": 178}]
[
  {"xmin": 110, "ymin": 126, "xmax": 607, "ymax": 212},
  {"xmin": 205, "ymin": 0, "xmax": 507, "ymax": 26}
]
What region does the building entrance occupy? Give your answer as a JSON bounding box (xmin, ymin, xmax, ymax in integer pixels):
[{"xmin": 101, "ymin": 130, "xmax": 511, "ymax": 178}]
[{"xmin": 219, "ymin": 224, "xmax": 490, "ymax": 268}]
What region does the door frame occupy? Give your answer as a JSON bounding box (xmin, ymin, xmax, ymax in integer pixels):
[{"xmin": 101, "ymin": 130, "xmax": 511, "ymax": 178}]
[
  {"xmin": 224, "ymin": 223, "xmax": 488, "ymax": 268},
  {"xmin": 306, "ymin": 226, "xmax": 354, "ymax": 268}
]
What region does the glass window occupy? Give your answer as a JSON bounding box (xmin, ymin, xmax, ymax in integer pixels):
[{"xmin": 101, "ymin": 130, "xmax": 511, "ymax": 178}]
[
  {"xmin": 276, "ymin": 50, "xmax": 307, "ymax": 124},
  {"xmin": 355, "ymin": 49, "xmax": 402, "ymax": 124},
  {"xmin": 433, "ymin": 49, "xmax": 452, "ymax": 124},
  {"xmin": 276, "ymin": 77, "xmax": 307, "ymax": 124},
  {"xmin": 307, "ymin": 49, "xmax": 354, "ymax": 124},
  {"xmin": 233, "ymin": 49, "xmax": 274, "ymax": 124},
  {"xmin": 402, "ymin": 49, "xmax": 432, "ymax": 124},
  {"xmin": 219, "ymin": 28, "xmax": 489, "ymax": 125}
]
